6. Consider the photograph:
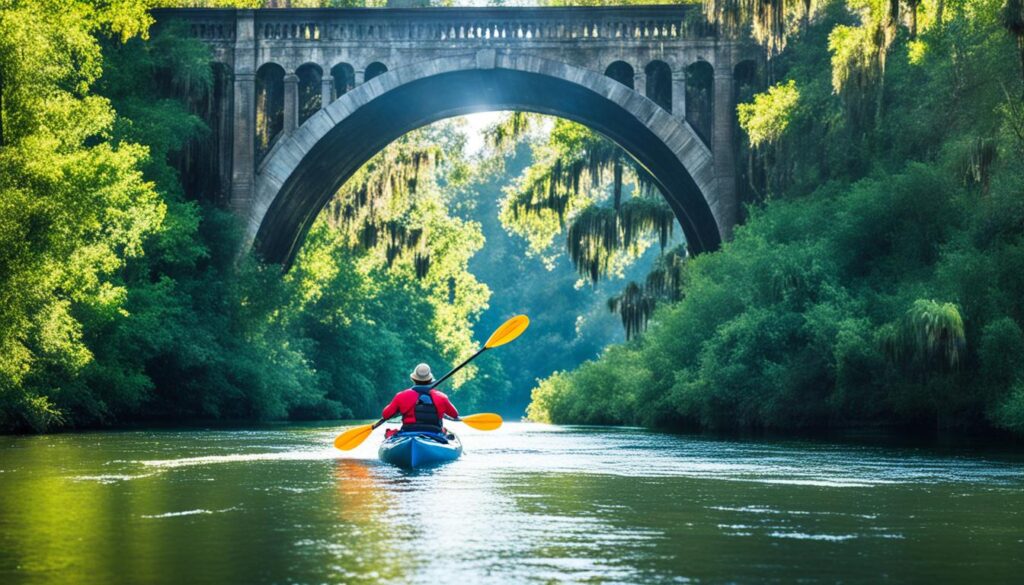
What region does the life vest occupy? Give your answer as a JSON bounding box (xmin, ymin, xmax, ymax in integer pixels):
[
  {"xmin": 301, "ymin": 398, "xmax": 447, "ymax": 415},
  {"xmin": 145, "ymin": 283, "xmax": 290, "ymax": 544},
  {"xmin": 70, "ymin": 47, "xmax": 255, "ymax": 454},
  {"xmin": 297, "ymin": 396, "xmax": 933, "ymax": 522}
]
[{"xmin": 410, "ymin": 385, "xmax": 442, "ymax": 429}]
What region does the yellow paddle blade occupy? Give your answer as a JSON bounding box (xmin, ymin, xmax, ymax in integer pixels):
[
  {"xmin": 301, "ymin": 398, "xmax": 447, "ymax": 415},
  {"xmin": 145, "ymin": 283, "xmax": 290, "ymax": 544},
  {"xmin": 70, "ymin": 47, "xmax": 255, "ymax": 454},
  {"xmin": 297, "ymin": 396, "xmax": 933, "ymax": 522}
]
[
  {"xmin": 484, "ymin": 315, "xmax": 530, "ymax": 349},
  {"xmin": 333, "ymin": 423, "xmax": 374, "ymax": 451},
  {"xmin": 458, "ymin": 413, "xmax": 503, "ymax": 431}
]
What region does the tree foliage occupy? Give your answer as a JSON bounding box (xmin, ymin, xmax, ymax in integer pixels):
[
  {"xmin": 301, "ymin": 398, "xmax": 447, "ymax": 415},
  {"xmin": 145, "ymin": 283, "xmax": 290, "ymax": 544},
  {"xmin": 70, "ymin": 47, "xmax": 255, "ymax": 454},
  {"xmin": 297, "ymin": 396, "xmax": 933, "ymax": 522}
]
[
  {"xmin": 738, "ymin": 80, "xmax": 801, "ymax": 147},
  {"xmin": 0, "ymin": 0, "xmax": 501, "ymax": 432},
  {"xmin": 0, "ymin": 0, "xmax": 164, "ymax": 430},
  {"xmin": 494, "ymin": 115, "xmax": 681, "ymax": 339},
  {"xmin": 528, "ymin": 0, "xmax": 1024, "ymax": 436}
]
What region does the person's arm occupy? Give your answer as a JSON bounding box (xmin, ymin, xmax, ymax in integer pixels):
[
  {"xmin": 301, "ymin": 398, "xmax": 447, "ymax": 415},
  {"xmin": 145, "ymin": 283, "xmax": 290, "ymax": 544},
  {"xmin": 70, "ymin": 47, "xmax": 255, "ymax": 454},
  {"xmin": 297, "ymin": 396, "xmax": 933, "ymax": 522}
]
[
  {"xmin": 382, "ymin": 394, "xmax": 400, "ymax": 420},
  {"xmin": 440, "ymin": 392, "xmax": 459, "ymax": 419}
]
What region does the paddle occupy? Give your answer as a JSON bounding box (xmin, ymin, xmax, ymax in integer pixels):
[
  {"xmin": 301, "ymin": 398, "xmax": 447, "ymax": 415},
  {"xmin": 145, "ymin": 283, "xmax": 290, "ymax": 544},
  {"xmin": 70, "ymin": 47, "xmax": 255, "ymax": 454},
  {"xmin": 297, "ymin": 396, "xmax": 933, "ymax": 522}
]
[
  {"xmin": 430, "ymin": 314, "xmax": 530, "ymax": 389},
  {"xmin": 332, "ymin": 315, "xmax": 528, "ymax": 451},
  {"xmin": 450, "ymin": 412, "xmax": 503, "ymax": 431},
  {"xmin": 333, "ymin": 413, "xmax": 504, "ymax": 451}
]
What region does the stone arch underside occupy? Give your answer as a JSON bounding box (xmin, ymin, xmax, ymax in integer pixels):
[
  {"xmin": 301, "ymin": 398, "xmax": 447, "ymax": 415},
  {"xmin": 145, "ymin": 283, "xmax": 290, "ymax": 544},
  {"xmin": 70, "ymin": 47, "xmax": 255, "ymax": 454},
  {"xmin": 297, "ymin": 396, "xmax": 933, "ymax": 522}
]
[{"xmin": 252, "ymin": 53, "xmax": 722, "ymax": 268}]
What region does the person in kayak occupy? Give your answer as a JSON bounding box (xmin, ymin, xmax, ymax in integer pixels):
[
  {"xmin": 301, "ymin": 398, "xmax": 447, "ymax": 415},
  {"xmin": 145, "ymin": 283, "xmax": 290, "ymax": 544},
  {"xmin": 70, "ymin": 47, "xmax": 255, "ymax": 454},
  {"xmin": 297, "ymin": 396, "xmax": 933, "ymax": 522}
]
[{"xmin": 381, "ymin": 363, "xmax": 459, "ymax": 435}]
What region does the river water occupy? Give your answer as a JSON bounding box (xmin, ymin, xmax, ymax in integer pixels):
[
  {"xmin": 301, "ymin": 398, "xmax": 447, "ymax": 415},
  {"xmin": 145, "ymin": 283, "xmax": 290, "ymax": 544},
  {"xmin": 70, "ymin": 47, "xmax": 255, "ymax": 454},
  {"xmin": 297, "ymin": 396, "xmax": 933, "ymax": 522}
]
[{"xmin": 1, "ymin": 422, "xmax": 1022, "ymax": 584}]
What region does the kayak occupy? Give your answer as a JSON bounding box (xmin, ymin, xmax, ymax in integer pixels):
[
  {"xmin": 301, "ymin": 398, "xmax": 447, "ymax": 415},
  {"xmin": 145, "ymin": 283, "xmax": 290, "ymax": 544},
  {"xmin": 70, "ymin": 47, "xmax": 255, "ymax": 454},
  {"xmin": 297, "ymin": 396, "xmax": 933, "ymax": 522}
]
[{"xmin": 378, "ymin": 431, "xmax": 462, "ymax": 469}]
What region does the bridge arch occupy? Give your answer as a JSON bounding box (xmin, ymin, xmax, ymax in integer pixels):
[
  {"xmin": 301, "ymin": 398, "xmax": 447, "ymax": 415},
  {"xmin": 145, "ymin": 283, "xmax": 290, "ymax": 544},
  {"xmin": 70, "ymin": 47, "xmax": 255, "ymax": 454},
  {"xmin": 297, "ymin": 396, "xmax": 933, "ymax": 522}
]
[{"xmin": 250, "ymin": 52, "xmax": 723, "ymax": 267}]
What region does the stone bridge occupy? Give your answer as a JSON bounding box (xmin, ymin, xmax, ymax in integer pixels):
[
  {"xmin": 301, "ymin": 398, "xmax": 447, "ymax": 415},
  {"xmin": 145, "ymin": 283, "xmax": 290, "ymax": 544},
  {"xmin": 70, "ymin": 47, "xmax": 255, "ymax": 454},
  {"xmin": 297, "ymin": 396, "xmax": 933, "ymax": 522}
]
[{"xmin": 152, "ymin": 5, "xmax": 757, "ymax": 266}]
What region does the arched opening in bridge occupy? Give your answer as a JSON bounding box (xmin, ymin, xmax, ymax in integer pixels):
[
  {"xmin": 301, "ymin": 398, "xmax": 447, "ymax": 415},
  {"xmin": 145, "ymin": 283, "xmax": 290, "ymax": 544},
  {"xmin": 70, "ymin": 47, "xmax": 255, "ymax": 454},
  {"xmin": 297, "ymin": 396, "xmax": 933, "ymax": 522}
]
[
  {"xmin": 685, "ymin": 60, "xmax": 713, "ymax": 147},
  {"xmin": 298, "ymin": 108, "xmax": 677, "ymax": 414},
  {"xmin": 296, "ymin": 63, "xmax": 323, "ymax": 125},
  {"xmin": 255, "ymin": 62, "xmax": 285, "ymax": 161},
  {"xmin": 364, "ymin": 62, "xmax": 388, "ymax": 82},
  {"xmin": 331, "ymin": 62, "xmax": 356, "ymax": 98},
  {"xmin": 604, "ymin": 61, "xmax": 634, "ymax": 89},
  {"xmin": 733, "ymin": 60, "xmax": 758, "ymax": 106},
  {"xmin": 249, "ymin": 61, "xmax": 721, "ymax": 268},
  {"xmin": 645, "ymin": 60, "xmax": 672, "ymax": 112}
]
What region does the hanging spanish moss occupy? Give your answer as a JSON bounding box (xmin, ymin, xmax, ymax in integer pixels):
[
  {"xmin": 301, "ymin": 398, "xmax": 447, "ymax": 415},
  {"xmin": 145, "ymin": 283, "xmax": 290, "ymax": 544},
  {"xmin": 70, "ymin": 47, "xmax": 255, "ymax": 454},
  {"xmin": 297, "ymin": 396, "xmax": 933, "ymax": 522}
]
[
  {"xmin": 618, "ymin": 197, "xmax": 675, "ymax": 250},
  {"xmin": 567, "ymin": 206, "xmax": 620, "ymax": 282},
  {"xmin": 385, "ymin": 243, "xmax": 402, "ymax": 266},
  {"xmin": 315, "ymin": 134, "xmax": 446, "ymax": 279},
  {"xmin": 703, "ymin": 0, "xmax": 747, "ymax": 39},
  {"xmin": 486, "ymin": 111, "xmax": 534, "ymax": 153},
  {"xmin": 828, "ymin": 0, "xmax": 901, "ymax": 129},
  {"xmin": 506, "ymin": 126, "xmax": 655, "ymax": 226},
  {"xmin": 494, "ymin": 118, "xmax": 678, "ymax": 292},
  {"xmin": 964, "ymin": 136, "xmax": 997, "ymax": 194},
  {"xmin": 566, "ymin": 198, "xmax": 676, "ymax": 284},
  {"xmin": 414, "ymin": 253, "xmax": 431, "ymax": 279},
  {"xmin": 323, "ymin": 139, "xmax": 441, "ymax": 235},
  {"xmin": 607, "ymin": 282, "xmax": 657, "ymax": 341},
  {"xmin": 703, "ymin": 0, "xmax": 804, "ymax": 58},
  {"xmin": 643, "ymin": 246, "xmax": 687, "ymax": 302},
  {"xmin": 376, "ymin": 221, "xmax": 427, "ymax": 269},
  {"xmin": 507, "ymin": 158, "xmax": 574, "ymax": 225},
  {"xmin": 753, "ymin": 0, "xmax": 789, "ymax": 57},
  {"xmin": 607, "ymin": 246, "xmax": 688, "ymax": 339},
  {"xmin": 359, "ymin": 223, "xmax": 378, "ymax": 249},
  {"xmin": 149, "ymin": 22, "xmax": 223, "ymax": 202}
]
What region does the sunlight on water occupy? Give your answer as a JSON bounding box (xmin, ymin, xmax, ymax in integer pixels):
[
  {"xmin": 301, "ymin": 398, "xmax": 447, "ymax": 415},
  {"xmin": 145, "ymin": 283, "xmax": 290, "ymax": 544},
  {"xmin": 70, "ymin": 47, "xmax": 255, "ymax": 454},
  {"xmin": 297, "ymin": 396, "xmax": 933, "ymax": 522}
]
[{"xmin": 1, "ymin": 422, "xmax": 1022, "ymax": 584}]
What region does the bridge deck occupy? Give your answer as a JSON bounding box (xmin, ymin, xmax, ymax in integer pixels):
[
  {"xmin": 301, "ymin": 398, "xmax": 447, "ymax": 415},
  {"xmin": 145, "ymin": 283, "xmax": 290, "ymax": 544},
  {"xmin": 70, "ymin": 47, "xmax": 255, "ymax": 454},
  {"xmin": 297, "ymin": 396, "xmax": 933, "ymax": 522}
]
[{"xmin": 152, "ymin": 5, "xmax": 717, "ymax": 46}]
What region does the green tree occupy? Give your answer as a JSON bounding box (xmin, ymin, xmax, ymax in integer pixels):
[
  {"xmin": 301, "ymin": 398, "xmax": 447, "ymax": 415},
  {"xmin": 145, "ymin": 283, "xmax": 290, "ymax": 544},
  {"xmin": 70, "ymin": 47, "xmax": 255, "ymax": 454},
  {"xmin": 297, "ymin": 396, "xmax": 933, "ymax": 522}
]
[{"xmin": 0, "ymin": 0, "xmax": 164, "ymax": 430}]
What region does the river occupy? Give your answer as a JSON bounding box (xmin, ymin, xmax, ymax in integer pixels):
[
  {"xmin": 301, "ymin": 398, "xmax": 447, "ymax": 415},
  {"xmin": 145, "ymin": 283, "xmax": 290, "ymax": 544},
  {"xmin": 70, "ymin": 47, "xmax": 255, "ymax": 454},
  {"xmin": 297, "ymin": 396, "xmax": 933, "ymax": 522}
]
[{"xmin": 1, "ymin": 423, "xmax": 1022, "ymax": 583}]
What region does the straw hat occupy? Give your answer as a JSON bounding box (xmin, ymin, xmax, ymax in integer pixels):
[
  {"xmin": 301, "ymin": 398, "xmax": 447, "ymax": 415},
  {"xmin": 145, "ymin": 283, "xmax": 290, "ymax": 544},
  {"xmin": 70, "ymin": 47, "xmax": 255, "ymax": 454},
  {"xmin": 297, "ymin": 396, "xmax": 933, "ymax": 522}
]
[{"xmin": 410, "ymin": 363, "xmax": 434, "ymax": 383}]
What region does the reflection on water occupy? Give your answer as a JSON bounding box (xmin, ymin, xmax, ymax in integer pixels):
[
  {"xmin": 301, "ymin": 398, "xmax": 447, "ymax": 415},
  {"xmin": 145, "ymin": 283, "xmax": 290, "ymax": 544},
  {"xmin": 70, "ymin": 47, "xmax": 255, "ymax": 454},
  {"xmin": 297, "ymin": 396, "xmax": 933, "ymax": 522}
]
[{"xmin": 1, "ymin": 423, "xmax": 1023, "ymax": 584}]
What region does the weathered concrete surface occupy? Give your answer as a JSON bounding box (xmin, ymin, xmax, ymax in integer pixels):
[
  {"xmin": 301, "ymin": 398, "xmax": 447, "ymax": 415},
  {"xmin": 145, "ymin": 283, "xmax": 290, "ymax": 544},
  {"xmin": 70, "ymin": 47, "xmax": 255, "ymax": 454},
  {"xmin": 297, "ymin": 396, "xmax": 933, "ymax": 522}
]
[{"xmin": 152, "ymin": 6, "xmax": 757, "ymax": 266}]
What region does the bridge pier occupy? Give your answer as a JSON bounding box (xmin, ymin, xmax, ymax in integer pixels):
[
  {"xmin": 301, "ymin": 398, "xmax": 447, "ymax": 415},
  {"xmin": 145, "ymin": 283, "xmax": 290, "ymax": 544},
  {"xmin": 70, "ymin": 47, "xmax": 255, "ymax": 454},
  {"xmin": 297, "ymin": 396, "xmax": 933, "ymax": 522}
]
[
  {"xmin": 321, "ymin": 75, "xmax": 334, "ymax": 108},
  {"xmin": 632, "ymin": 71, "xmax": 646, "ymax": 99},
  {"xmin": 671, "ymin": 71, "xmax": 686, "ymax": 119},
  {"xmin": 229, "ymin": 10, "xmax": 256, "ymax": 215},
  {"xmin": 712, "ymin": 49, "xmax": 738, "ymax": 239},
  {"xmin": 283, "ymin": 73, "xmax": 299, "ymax": 134}
]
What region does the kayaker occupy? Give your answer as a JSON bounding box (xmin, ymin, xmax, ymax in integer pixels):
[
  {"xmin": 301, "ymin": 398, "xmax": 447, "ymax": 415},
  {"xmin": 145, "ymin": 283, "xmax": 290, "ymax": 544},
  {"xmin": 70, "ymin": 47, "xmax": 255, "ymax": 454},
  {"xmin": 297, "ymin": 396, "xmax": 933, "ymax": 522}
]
[{"xmin": 381, "ymin": 363, "xmax": 459, "ymax": 434}]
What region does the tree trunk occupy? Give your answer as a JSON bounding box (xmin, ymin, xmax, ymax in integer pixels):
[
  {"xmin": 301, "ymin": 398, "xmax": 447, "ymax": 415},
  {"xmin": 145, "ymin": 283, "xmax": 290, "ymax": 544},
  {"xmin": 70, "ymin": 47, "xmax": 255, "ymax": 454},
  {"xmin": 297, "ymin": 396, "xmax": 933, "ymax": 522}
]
[
  {"xmin": 613, "ymin": 158, "xmax": 623, "ymax": 210},
  {"xmin": 1019, "ymin": 36, "xmax": 1024, "ymax": 92},
  {"xmin": 910, "ymin": 1, "xmax": 919, "ymax": 39},
  {"xmin": 875, "ymin": 59, "xmax": 887, "ymax": 131},
  {"xmin": 748, "ymin": 147, "xmax": 757, "ymax": 201}
]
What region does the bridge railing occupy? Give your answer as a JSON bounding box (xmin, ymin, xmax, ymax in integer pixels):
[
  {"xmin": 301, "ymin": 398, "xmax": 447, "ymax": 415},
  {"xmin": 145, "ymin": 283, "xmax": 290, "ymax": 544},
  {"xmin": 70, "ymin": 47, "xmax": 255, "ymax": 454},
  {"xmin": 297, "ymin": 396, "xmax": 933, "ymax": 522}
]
[
  {"xmin": 153, "ymin": 6, "xmax": 716, "ymax": 45},
  {"xmin": 159, "ymin": 10, "xmax": 236, "ymax": 42}
]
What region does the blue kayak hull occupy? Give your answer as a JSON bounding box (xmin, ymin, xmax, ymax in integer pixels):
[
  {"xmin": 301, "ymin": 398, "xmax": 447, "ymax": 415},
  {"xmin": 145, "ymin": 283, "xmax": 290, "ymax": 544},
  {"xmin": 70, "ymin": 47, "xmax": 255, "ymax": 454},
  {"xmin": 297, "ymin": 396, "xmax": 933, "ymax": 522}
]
[{"xmin": 378, "ymin": 433, "xmax": 462, "ymax": 469}]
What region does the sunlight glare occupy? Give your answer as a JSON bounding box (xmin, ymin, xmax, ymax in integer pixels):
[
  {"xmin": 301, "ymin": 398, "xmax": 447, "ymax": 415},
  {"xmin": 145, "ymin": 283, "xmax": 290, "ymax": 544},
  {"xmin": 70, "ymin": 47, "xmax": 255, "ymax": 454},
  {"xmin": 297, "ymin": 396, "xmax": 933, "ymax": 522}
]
[{"xmin": 460, "ymin": 111, "xmax": 506, "ymax": 156}]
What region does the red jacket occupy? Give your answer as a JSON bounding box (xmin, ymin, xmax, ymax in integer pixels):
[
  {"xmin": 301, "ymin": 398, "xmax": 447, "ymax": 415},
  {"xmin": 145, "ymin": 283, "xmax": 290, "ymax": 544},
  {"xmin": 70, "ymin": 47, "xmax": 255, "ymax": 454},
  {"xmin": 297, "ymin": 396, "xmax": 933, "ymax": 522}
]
[{"xmin": 382, "ymin": 387, "xmax": 459, "ymax": 424}]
